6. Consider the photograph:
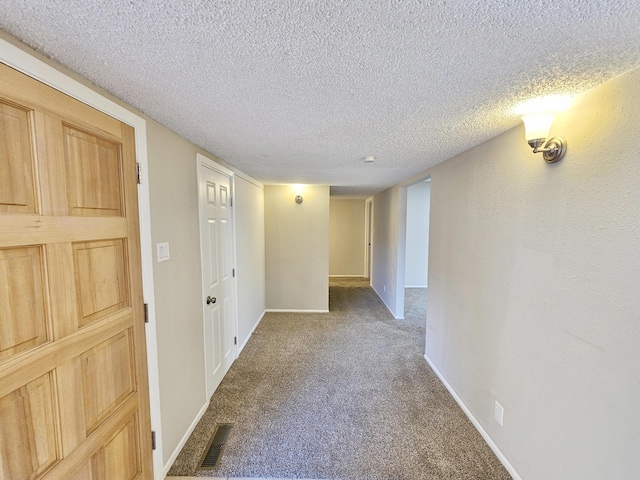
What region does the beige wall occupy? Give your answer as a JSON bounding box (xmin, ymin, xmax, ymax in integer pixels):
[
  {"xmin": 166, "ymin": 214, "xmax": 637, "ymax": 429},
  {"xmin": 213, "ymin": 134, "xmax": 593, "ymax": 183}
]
[
  {"xmin": 235, "ymin": 176, "xmax": 266, "ymax": 346},
  {"xmin": 146, "ymin": 126, "xmax": 267, "ymax": 466},
  {"xmin": 329, "ymin": 198, "xmax": 366, "ymax": 276},
  {"xmin": 146, "ymin": 122, "xmax": 207, "ymax": 460},
  {"xmin": 373, "ymin": 68, "xmax": 640, "ymax": 479},
  {"xmin": 405, "ymin": 181, "xmax": 430, "ymax": 287},
  {"xmin": 265, "ymin": 185, "xmax": 330, "ymax": 311},
  {"xmin": 372, "ymin": 186, "xmax": 404, "ymax": 317}
]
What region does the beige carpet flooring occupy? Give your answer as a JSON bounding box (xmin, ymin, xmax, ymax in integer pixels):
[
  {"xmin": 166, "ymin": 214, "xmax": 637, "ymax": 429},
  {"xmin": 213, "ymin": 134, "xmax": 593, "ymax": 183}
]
[
  {"xmin": 403, "ymin": 287, "xmax": 427, "ymax": 350},
  {"xmin": 167, "ymin": 277, "xmax": 510, "ymax": 479}
]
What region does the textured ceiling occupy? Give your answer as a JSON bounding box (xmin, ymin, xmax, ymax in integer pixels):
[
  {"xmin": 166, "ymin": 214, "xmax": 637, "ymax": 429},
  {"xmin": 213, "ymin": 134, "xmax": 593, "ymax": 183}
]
[{"xmin": 1, "ymin": 1, "xmax": 639, "ymax": 196}]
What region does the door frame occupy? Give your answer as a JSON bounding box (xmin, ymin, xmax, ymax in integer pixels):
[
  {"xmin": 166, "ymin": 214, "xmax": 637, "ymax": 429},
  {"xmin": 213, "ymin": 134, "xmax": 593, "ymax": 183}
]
[
  {"xmin": 365, "ymin": 198, "xmax": 374, "ymax": 279},
  {"xmin": 0, "ymin": 37, "xmax": 164, "ymax": 478},
  {"xmin": 196, "ymin": 153, "xmax": 239, "ymax": 399},
  {"xmin": 398, "ymin": 175, "xmax": 432, "ymax": 351}
]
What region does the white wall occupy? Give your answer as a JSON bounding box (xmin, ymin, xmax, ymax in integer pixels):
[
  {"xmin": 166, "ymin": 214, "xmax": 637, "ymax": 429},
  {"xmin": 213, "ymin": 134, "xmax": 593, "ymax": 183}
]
[
  {"xmin": 329, "ymin": 198, "xmax": 366, "ymax": 276},
  {"xmin": 265, "ymin": 185, "xmax": 330, "ymax": 311},
  {"xmin": 234, "ymin": 176, "xmax": 266, "ymax": 349},
  {"xmin": 405, "ymin": 181, "xmax": 431, "ymax": 287},
  {"xmin": 372, "ymin": 68, "xmax": 640, "ymax": 479},
  {"xmin": 371, "ymin": 186, "xmax": 404, "ymax": 318}
]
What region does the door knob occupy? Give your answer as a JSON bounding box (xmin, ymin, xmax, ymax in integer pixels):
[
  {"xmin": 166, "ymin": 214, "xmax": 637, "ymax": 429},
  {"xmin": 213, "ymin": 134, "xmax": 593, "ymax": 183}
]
[{"xmin": 206, "ymin": 296, "xmax": 217, "ymax": 305}]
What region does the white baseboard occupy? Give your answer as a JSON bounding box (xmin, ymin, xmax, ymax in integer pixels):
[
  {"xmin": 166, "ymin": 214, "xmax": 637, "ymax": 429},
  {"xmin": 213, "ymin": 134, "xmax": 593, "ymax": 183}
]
[
  {"xmin": 329, "ymin": 275, "xmax": 366, "ymax": 277},
  {"xmin": 423, "ymin": 355, "xmax": 522, "ymax": 480},
  {"xmin": 371, "ymin": 286, "xmax": 403, "ymax": 319},
  {"xmin": 265, "ymin": 309, "xmax": 329, "ymax": 313},
  {"xmin": 405, "ymin": 284, "xmax": 428, "ymax": 288},
  {"xmin": 163, "ymin": 399, "xmax": 210, "ymax": 476},
  {"xmin": 238, "ymin": 310, "xmax": 266, "ymax": 353}
]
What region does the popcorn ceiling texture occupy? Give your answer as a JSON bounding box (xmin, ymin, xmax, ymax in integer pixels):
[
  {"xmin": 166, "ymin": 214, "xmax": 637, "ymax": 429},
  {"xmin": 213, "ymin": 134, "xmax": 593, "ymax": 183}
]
[{"xmin": 1, "ymin": 0, "xmax": 639, "ymax": 195}]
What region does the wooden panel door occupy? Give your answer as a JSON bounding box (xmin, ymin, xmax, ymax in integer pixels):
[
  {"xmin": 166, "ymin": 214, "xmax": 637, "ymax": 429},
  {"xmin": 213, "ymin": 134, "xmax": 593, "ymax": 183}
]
[{"xmin": 0, "ymin": 63, "xmax": 152, "ymax": 479}]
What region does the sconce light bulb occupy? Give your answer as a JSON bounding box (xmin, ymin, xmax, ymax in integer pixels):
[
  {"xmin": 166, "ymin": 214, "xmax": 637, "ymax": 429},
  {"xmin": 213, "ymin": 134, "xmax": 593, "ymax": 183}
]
[
  {"xmin": 516, "ymin": 96, "xmax": 571, "ymax": 164},
  {"xmin": 293, "ymin": 184, "xmax": 304, "ymax": 203},
  {"xmin": 521, "ymin": 112, "xmax": 556, "ymax": 143}
]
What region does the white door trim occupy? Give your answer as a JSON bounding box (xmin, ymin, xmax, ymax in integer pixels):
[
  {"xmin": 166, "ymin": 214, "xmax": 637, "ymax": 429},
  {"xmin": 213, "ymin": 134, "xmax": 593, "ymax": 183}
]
[
  {"xmin": 196, "ymin": 153, "xmax": 239, "ymax": 399},
  {"xmin": 0, "ymin": 37, "xmax": 164, "ymax": 478},
  {"xmin": 365, "ymin": 198, "xmax": 374, "ymax": 279}
]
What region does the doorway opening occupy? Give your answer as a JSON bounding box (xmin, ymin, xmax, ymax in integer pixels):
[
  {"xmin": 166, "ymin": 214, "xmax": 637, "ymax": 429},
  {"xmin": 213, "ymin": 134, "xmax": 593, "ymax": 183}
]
[{"xmin": 402, "ymin": 178, "xmax": 431, "ymax": 351}]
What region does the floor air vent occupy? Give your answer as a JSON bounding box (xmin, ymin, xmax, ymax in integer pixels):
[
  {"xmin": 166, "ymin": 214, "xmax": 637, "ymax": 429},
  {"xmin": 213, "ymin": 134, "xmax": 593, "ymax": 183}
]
[{"xmin": 199, "ymin": 423, "xmax": 233, "ymax": 469}]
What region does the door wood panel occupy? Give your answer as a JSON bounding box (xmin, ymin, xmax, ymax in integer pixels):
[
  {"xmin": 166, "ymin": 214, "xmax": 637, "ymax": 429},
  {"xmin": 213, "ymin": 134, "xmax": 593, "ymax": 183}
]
[
  {"xmin": 66, "ymin": 412, "xmax": 140, "ymax": 480},
  {"xmin": 0, "ymin": 62, "xmax": 152, "ymax": 479},
  {"xmin": 0, "ymin": 372, "xmax": 60, "ymax": 480},
  {"xmin": 0, "ymin": 64, "xmax": 122, "ymax": 141},
  {"xmin": 0, "ymin": 246, "xmax": 49, "ymax": 362},
  {"xmin": 0, "ymin": 100, "xmax": 37, "ymax": 214},
  {"xmin": 63, "ymin": 125, "xmax": 123, "ymax": 217},
  {"xmin": 73, "ymin": 239, "xmax": 130, "ymax": 328},
  {"xmin": 90, "ymin": 413, "xmax": 140, "ymax": 480},
  {"xmin": 81, "ymin": 329, "xmax": 135, "ymax": 434}
]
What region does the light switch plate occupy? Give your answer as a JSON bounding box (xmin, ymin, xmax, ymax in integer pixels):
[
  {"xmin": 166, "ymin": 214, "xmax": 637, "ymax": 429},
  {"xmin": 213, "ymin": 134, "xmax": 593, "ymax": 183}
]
[{"xmin": 157, "ymin": 242, "xmax": 170, "ymax": 262}]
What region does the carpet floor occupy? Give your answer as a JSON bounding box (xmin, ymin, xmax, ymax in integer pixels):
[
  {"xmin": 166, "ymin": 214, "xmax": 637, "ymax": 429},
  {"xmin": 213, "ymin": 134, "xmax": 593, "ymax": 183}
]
[
  {"xmin": 403, "ymin": 287, "xmax": 427, "ymax": 351},
  {"xmin": 167, "ymin": 278, "xmax": 511, "ymax": 479}
]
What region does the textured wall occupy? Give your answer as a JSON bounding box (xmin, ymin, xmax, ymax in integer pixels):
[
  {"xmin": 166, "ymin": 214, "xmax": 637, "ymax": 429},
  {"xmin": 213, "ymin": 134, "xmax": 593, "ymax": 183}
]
[
  {"xmin": 265, "ymin": 185, "xmax": 330, "ymax": 311},
  {"xmin": 235, "ymin": 177, "xmax": 266, "ymax": 346},
  {"xmin": 375, "ymin": 68, "xmax": 640, "ymax": 479},
  {"xmin": 146, "ymin": 121, "xmax": 208, "ymax": 464},
  {"xmin": 405, "ymin": 181, "xmax": 431, "ymax": 287},
  {"xmin": 372, "ymin": 186, "xmax": 403, "ymax": 317},
  {"xmin": 329, "ymin": 198, "xmax": 366, "ymax": 276}
]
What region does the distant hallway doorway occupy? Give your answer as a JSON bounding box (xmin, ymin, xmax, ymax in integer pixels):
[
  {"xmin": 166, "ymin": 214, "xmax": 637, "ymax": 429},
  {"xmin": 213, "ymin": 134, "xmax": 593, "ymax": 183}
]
[{"xmin": 402, "ymin": 178, "xmax": 431, "ymax": 346}]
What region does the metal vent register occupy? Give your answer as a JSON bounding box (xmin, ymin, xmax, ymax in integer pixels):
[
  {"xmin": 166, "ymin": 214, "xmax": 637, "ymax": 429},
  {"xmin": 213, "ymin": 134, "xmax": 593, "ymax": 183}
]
[{"xmin": 199, "ymin": 423, "xmax": 233, "ymax": 469}]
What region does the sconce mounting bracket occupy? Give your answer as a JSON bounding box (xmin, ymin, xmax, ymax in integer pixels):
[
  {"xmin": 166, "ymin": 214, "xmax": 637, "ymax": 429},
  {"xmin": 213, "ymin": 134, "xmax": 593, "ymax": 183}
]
[{"xmin": 541, "ymin": 136, "xmax": 566, "ymax": 163}]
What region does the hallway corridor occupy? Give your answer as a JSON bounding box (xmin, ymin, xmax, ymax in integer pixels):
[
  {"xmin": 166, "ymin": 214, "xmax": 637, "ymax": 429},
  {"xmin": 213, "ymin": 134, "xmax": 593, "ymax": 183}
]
[{"xmin": 167, "ymin": 278, "xmax": 510, "ymax": 479}]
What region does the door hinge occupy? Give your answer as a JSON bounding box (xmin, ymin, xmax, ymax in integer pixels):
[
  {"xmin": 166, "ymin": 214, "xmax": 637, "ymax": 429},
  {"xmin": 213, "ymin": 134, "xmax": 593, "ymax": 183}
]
[
  {"xmin": 136, "ymin": 162, "xmax": 142, "ymax": 184},
  {"xmin": 144, "ymin": 303, "xmax": 149, "ymax": 323},
  {"xmin": 230, "ymin": 196, "xmax": 233, "ymax": 207},
  {"xmin": 234, "ymin": 336, "xmax": 237, "ymax": 345},
  {"xmin": 151, "ymin": 431, "xmax": 156, "ymax": 450},
  {"xmin": 232, "ymin": 268, "xmax": 235, "ymax": 277}
]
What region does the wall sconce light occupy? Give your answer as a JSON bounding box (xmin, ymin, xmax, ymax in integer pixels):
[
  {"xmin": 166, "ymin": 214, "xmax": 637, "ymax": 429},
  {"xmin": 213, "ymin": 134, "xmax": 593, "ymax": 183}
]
[
  {"xmin": 521, "ymin": 114, "xmax": 566, "ymax": 163},
  {"xmin": 294, "ymin": 184, "xmax": 304, "ymax": 204},
  {"xmin": 516, "ymin": 96, "xmax": 571, "ymax": 164}
]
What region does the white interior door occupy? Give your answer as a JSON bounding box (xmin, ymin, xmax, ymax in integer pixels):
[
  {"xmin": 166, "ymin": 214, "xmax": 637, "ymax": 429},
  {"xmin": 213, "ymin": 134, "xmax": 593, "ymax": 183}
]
[{"xmin": 197, "ymin": 154, "xmax": 237, "ymax": 399}]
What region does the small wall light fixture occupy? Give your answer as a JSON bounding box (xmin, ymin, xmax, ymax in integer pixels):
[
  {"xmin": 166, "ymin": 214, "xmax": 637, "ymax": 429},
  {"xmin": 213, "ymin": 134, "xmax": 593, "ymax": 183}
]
[
  {"xmin": 293, "ymin": 184, "xmax": 304, "ymax": 204},
  {"xmin": 515, "ymin": 96, "xmax": 572, "ymax": 164}
]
